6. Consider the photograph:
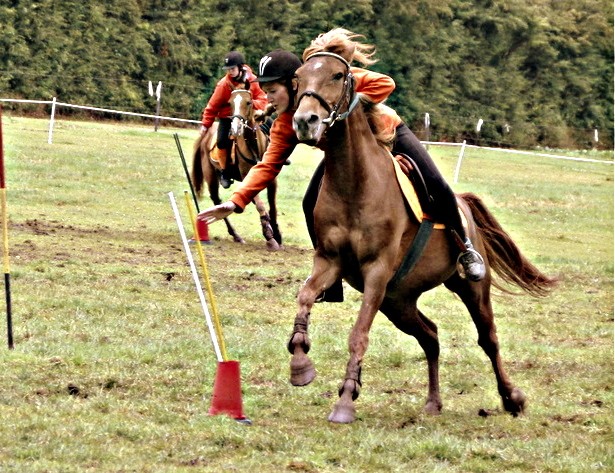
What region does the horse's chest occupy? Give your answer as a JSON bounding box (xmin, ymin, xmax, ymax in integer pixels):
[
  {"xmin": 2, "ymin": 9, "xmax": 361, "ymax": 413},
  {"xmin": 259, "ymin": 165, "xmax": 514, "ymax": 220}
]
[
  {"xmin": 316, "ymin": 189, "xmax": 401, "ymax": 258},
  {"xmin": 319, "ymin": 217, "xmax": 392, "ymax": 259}
]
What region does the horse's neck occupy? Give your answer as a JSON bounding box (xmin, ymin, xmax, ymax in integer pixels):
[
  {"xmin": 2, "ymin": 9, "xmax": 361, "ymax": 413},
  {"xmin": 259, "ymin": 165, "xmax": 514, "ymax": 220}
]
[
  {"xmin": 236, "ymin": 118, "xmax": 266, "ymax": 160},
  {"xmin": 245, "ymin": 108, "xmax": 255, "ymax": 126},
  {"xmin": 323, "ymin": 108, "xmax": 388, "ymax": 198}
]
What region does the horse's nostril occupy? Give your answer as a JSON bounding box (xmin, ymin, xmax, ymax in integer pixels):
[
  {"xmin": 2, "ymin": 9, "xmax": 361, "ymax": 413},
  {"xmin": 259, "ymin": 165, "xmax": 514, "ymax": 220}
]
[{"xmin": 307, "ymin": 114, "xmax": 319, "ymax": 125}]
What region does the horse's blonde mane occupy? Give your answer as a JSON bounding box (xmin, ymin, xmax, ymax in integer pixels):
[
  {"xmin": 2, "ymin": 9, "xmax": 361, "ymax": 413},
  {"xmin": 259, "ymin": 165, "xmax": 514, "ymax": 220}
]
[
  {"xmin": 302, "ymin": 28, "xmax": 377, "ymax": 66},
  {"xmin": 362, "ymin": 100, "xmax": 396, "ymax": 149}
]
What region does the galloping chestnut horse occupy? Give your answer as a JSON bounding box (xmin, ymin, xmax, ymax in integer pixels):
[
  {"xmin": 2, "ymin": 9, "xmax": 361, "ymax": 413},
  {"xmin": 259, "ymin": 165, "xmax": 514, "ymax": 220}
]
[
  {"xmin": 288, "ymin": 48, "xmax": 556, "ymax": 423},
  {"xmin": 192, "ymin": 87, "xmax": 281, "ymax": 250}
]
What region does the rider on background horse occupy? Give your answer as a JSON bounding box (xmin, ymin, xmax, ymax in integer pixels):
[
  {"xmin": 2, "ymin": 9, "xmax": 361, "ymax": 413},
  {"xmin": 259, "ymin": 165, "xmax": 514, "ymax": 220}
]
[
  {"xmin": 198, "ymin": 30, "xmax": 486, "ymax": 294},
  {"xmin": 200, "ymin": 51, "xmax": 268, "ymax": 189}
]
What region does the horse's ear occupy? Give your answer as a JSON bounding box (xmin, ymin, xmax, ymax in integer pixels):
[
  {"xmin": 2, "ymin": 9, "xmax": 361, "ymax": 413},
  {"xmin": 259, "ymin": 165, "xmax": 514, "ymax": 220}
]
[{"xmin": 244, "ymin": 80, "xmax": 250, "ymax": 90}]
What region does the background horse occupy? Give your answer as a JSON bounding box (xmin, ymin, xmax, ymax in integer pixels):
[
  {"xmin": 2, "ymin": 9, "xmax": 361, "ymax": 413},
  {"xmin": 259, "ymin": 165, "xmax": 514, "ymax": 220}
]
[
  {"xmin": 288, "ymin": 48, "xmax": 557, "ymax": 423},
  {"xmin": 192, "ymin": 87, "xmax": 281, "ymax": 250}
]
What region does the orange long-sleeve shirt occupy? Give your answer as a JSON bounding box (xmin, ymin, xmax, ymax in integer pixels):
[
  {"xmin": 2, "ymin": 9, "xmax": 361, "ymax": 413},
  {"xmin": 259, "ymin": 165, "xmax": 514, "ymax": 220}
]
[
  {"xmin": 201, "ymin": 65, "xmax": 268, "ymax": 129},
  {"xmin": 230, "ymin": 67, "xmax": 402, "ymax": 211}
]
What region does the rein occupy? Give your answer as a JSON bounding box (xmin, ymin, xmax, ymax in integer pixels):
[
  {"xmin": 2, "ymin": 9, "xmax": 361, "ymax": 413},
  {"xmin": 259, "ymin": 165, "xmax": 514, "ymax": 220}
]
[{"xmin": 297, "ymin": 52, "xmax": 360, "ymax": 127}]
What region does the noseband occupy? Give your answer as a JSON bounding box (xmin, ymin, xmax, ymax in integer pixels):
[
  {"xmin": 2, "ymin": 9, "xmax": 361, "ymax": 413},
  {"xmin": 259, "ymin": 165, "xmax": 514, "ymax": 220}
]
[{"xmin": 297, "ymin": 52, "xmax": 360, "ymax": 126}]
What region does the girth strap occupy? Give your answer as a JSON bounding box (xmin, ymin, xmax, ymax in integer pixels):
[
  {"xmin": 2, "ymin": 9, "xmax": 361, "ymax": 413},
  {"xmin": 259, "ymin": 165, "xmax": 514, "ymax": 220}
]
[{"xmin": 388, "ymin": 219, "xmax": 434, "ymax": 288}]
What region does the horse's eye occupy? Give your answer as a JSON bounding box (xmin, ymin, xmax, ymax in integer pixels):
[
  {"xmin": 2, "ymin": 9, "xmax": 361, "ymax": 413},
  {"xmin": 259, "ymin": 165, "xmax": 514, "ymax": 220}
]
[{"xmin": 333, "ymin": 72, "xmax": 344, "ymax": 81}]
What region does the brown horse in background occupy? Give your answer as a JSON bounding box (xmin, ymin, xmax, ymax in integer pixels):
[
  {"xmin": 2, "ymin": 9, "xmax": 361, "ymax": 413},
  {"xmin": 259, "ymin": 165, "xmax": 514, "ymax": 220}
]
[
  {"xmin": 192, "ymin": 87, "xmax": 281, "ymax": 250},
  {"xmin": 288, "ymin": 49, "xmax": 557, "ymax": 423}
]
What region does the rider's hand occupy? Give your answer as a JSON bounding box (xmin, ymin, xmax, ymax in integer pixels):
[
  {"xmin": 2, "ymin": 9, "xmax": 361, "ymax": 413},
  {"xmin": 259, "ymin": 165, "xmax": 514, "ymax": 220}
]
[
  {"xmin": 197, "ymin": 201, "xmax": 237, "ymax": 224},
  {"xmin": 254, "ymin": 110, "xmax": 265, "ymax": 122},
  {"xmin": 200, "ymin": 126, "xmax": 208, "ymax": 134}
]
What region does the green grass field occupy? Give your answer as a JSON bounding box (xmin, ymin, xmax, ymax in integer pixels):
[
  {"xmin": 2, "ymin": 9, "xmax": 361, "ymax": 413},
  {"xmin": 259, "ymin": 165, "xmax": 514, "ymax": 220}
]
[{"xmin": 0, "ymin": 116, "xmax": 612, "ymax": 472}]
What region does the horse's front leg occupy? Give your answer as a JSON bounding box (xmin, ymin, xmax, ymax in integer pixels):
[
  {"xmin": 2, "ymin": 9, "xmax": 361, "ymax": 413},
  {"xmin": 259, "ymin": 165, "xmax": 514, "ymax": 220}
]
[
  {"xmin": 329, "ymin": 267, "xmax": 388, "ymax": 424},
  {"xmin": 266, "ymin": 180, "xmax": 282, "ymax": 245},
  {"xmin": 251, "ymin": 195, "xmax": 280, "ymax": 251},
  {"xmin": 288, "ymin": 255, "xmax": 340, "ymax": 386},
  {"xmin": 205, "ymin": 169, "xmax": 244, "ymax": 243}
]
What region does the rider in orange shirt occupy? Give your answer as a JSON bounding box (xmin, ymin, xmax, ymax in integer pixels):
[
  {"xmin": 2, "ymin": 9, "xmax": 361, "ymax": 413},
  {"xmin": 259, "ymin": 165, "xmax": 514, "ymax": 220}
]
[
  {"xmin": 198, "ymin": 31, "xmax": 486, "ymax": 300},
  {"xmin": 200, "ymin": 51, "xmax": 268, "ymax": 188}
]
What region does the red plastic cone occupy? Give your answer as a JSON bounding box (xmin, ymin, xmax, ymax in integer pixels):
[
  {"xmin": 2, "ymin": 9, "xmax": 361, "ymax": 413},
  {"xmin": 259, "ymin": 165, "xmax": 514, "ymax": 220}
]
[
  {"xmin": 191, "ymin": 218, "xmax": 210, "ymax": 243},
  {"xmin": 208, "ymin": 360, "xmax": 249, "ymax": 422}
]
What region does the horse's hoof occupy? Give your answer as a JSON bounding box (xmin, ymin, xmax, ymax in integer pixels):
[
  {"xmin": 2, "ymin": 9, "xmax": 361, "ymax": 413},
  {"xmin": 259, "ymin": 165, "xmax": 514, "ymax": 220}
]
[
  {"xmin": 424, "ymin": 400, "xmax": 443, "ymax": 415},
  {"xmin": 328, "ymin": 401, "xmax": 356, "ymax": 423},
  {"xmin": 266, "ymin": 239, "xmax": 281, "ymax": 251},
  {"xmin": 503, "ymin": 387, "xmax": 527, "ymax": 416},
  {"xmin": 233, "ymin": 236, "xmax": 246, "ymax": 244},
  {"xmin": 290, "ymin": 353, "xmax": 316, "ymax": 386}
]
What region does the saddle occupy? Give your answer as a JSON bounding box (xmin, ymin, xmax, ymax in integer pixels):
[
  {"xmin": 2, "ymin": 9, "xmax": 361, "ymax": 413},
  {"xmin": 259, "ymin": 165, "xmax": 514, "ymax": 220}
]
[
  {"xmin": 392, "ymin": 153, "xmax": 444, "ymax": 230},
  {"xmin": 388, "ymin": 153, "xmax": 469, "ymax": 286},
  {"xmin": 201, "ymin": 125, "xmax": 241, "ymax": 180}
]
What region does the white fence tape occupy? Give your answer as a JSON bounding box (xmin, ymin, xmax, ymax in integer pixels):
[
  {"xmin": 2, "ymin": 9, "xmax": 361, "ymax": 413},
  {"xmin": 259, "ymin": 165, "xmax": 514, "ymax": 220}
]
[
  {"xmin": 1, "ymin": 97, "xmax": 612, "ymax": 174},
  {"xmin": 0, "ymin": 97, "xmax": 200, "ymax": 143}
]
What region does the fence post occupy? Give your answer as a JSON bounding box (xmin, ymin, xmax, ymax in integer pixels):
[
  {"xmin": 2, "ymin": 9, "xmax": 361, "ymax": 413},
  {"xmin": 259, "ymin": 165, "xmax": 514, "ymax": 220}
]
[
  {"xmin": 424, "ymin": 113, "xmax": 430, "ymax": 150},
  {"xmin": 154, "ymin": 81, "xmax": 162, "ymax": 132},
  {"xmin": 453, "ymin": 140, "xmax": 467, "ymax": 184},
  {"xmin": 47, "ymin": 96, "xmax": 57, "ymax": 144}
]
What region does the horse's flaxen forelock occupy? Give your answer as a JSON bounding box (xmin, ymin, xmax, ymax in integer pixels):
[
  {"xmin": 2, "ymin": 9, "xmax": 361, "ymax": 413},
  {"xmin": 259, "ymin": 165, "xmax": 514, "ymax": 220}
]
[{"xmin": 303, "ymin": 28, "xmax": 377, "ymax": 66}]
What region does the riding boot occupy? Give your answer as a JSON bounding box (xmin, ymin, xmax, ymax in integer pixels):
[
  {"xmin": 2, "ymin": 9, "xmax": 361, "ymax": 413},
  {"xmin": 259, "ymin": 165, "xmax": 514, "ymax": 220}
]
[
  {"xmin": 214, "ymin": 148, "xmax": 233, "ymax": 189},
  {"xmin": 315, "ymin": 279, "xmax": 344, "ymax": 303},
  {"xmin": 219, "ymin": 169, "xmax": 233, "ymax": 189},
  {"xmin": 457, "ymin": 238, "xmax": 486, "ymax": 282}
]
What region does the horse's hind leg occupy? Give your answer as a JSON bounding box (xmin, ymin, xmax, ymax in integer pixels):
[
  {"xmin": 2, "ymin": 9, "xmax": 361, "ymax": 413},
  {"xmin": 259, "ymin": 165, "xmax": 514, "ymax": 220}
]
[
  {"xmin": 382, "ymin": 300, "xmax": 443, "ymax": 415},
  {"xmin": 445, "ymin": 276, "xmax": 527, "ymax": 415},
  {"xmin": 251, "ymin": 195, "xmax": 280, "ymax": 251}
]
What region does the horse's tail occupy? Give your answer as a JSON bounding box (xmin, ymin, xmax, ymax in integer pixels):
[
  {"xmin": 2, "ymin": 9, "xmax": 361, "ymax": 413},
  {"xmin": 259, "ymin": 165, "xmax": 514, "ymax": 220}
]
[
  {"xmin": 460, "ymin": 192, "xmax": 558, "ymax": 297},
  {"xmin": 191, "ymin": 134, "xmax": 205, "ymax": 198}
]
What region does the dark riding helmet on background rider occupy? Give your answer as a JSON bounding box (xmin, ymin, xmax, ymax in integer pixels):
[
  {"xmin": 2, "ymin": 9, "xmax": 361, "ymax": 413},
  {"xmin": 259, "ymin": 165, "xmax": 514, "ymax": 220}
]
[{"xmin": 222, "ymin": 51, "xmax": 245, "ymax": 70}]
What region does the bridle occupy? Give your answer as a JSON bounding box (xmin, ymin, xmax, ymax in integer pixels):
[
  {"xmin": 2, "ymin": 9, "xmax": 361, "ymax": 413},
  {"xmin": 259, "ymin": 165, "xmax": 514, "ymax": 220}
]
[
  {"xmin": 296, "ymin": 52, "xmax": 361, "ymax": 127},
  {"xmin": 229, "ymin": 89, "xmax": 254, "ymax": 137},
  {"xmin": 228, "ymin": 89, "xmax": 267, "ymax": 164}
]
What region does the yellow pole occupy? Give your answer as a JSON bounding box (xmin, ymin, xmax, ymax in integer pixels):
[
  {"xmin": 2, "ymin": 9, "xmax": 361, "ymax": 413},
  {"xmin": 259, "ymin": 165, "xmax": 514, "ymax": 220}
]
[
  {"xmin": 183, "ymin": 192, "xmax": 228, "ymax": 361},
  {"xmin": 0, "ymin": 107, "xmax": 13, "ymax": 349}
]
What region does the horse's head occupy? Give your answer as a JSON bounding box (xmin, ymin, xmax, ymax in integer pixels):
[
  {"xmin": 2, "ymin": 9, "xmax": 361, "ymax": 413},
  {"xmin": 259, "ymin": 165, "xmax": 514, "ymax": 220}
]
[
  {"xmin": 293, "ymin": 52, "xmax": 357, "ymax": 145},
  {"xmin": 229, "ymin": 88, "xmax": 253, "ymax": 138}
]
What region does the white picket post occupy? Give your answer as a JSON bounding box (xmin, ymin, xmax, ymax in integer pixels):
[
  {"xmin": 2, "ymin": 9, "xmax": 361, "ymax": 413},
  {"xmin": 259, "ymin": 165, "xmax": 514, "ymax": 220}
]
[
  {"xmin": 47, "ymin": 96, "xmax": 57, "ymax": 144},
  {"xmin": 454, "ymin": 140, "xmax": 467, "ymax": 184}
]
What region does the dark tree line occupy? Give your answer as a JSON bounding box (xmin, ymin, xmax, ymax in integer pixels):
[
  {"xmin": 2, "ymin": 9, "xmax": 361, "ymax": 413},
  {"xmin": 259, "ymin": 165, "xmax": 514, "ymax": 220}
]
[{"xmin": 1, "ymin": 0, "xmax": 612, "ymax": 148}]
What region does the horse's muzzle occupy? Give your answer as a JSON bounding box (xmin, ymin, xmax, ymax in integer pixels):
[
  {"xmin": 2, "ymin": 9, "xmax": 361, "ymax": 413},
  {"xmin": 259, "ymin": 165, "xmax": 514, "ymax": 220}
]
[{"xmin": 293, "ymin": 111, "xmax": 323, "ymax": 144}]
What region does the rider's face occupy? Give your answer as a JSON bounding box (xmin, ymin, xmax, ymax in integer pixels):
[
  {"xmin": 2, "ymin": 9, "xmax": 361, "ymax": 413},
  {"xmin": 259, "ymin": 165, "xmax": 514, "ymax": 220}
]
[
  {"xmin": 262, "ymin": 81, "xmax": 290, "ymax": 113},
  {"xmin": 226, "ymin": 66, "xmax": 240, "ymax": 79}
]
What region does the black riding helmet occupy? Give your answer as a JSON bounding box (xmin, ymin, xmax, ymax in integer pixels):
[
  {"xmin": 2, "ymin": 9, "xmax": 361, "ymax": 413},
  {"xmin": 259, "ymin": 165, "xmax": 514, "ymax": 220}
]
[
  {"xmin": 256, "ymin": 50, "xmax": 302, "ymax": 83},
  {"xmin": 257, "ymin": 50, "xmax": 302, "ymax": 108},
  {"xmin": 222, "ymin": 51, "xmax": 245, "ymax": 69}
]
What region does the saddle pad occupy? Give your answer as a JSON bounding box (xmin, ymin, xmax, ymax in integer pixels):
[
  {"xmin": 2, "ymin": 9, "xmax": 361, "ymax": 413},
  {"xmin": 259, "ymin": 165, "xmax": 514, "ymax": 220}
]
[{"xmin": 391, "ymin": 155, "xmax": 467, "ymax": 231}]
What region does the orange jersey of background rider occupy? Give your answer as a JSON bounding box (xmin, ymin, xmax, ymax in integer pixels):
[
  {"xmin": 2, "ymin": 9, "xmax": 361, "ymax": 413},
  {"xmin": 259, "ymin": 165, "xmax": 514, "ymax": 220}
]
[
  {"xmin": 201, "ymin": 65, "xmax": 268, "ymax": 129},
  {"xmin": 229, "ymin": 67, "xmax": 402, "ymax": 211}
]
